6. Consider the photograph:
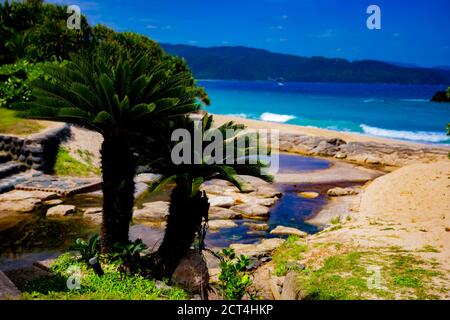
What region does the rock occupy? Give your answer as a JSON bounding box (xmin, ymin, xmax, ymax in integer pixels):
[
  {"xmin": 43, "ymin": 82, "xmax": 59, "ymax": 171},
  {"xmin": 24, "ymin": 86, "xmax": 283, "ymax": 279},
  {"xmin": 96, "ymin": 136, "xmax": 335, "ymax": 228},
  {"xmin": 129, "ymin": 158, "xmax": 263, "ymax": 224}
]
[
  {"xmin": 230, "ymin": 204, "xmax": 270, "ymax": 220},
  {"xmin": 281, "ymin": 271, "xmax": 303, "ymax": 300},
  {"xmin": 0, "ymin": 270, "xmax": 21, "ymax": 299},
  {"xmin": 135, "ymin": 173, "xmax": 162, "ymax": 184},
  {"xmin": 327, "ymin": 187, "xmax": 360, "ymax": 196},
  {"xmin": 365, "ymin": 155, "xmax": 381, "ymax": 164},
  {"xmin": 33, "ymin": 258, "xmax": 56, "ymax": 271},
  {"xmin": 431, "ymin": 91, "xmax": 450, "ymax": 103},
  {"xmin": 43, "ymin": 199, "xmax": 63, "ymax": 206},
  {"xmin": 82, "ymin": 207, "xmax": 103, "ymax": 223},
  {"xmin": 243, "ymin": 222, "xmax": 269, "ymax": 231},
  {"xmin": 46, "ymin": 205, "xmax": 76, "ymax": 217},
  {"xmin": 208, "ymin": 219, "xmax": 238, "ymax": 230},
  {"xmin": 0, "ymin": 190, "xmax": 57, "ymax": 202},
  {"xmin": 133, "ymin": 201, "xmax": 169, "ymax": 221},
  {"xmin": 270, "ymin": 275, "xmax": 284, "ymax": 300},
  {"xmin": 298, "ymin": 191, "xmax": 319, "ymax": 199},
  {"xmin": 254, "ymin": 186, "xmax": 282, "ymax": 198},
  {"xmin": 0, "ymin": 198, "xmax": 41, "ymax": 213},
  {"xmin": 270, "ymin": 225, "xmax": 307, "ymax": 238},
  {"xmin": 232, "ymin": 193, "xmax": 278, "ymax": 206},
  {"xmin": 334, "ymin": 152, "xmax": 347, "ymax": 159},
  {"xmin": 208, "ymin": 206, "xmax": 242, "ymax": 220},
  {"xmin": 208, "ymin": 196, "xmax": 235, "ymax": 208},
  {"xmin": 171, "ymin": 250, "xmax": 209, "ymax": 294},
  {"xmin": 230, "ymin": 238, "xmax": 285, "ymax": 257}
]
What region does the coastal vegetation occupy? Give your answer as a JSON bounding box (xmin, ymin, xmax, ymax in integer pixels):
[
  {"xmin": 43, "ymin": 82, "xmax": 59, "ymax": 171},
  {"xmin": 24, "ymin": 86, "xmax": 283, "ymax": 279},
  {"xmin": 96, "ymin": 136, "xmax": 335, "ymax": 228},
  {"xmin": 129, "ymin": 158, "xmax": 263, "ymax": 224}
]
[{"xmin": 162, "ymin": 43, "xmax": 450, "ymax": 84}]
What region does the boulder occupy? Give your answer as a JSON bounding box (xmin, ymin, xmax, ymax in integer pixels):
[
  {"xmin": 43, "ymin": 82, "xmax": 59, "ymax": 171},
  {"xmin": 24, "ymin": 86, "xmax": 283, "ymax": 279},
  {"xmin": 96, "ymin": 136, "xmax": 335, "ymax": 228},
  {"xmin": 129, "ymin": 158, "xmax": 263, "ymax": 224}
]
[
  {"xmin": 230, "ymin": 204, "xmax": 270, "ymax": 220},
  {"xmin": 46, "ymin": 205, "xmax": 76, "ymax": 217},
  {"xmin": 230, "ymin": 238, "xmax": 285, "ymax": 257},
  {"xmin": 254, "ymin": 186, "xmax": 282, "ymax": 198},
  {"xmin": 208, "ymin": 196, "xmax": 235, "ymax": 208},
  {"xmin": 133, "ymin": 201, "xmax": 169, "ymax": 221},
  {"xmin": 243, "ymin": 222, "xmax": 269, "ymax": 231},
  {"xmin": 298, "ymin": 191, "xmax": 319, "ymax": 199},
  {"xmin": 171, "ymin": 250, "xmax": 209, "ymax": 294},
  {"xmin": 208, "ymin": 206, "xmax": 242, "ymax": 220},
  {"xmin": 327, "ymin": 187, "xmax": 360, "ymax": 196},
  {"xmin": 270, "ymin": 225, "xmax": 307, "ymax": 238},
  {"xmin": 208, "ymin": 219, "xmax": 238, "ymax": 230}
]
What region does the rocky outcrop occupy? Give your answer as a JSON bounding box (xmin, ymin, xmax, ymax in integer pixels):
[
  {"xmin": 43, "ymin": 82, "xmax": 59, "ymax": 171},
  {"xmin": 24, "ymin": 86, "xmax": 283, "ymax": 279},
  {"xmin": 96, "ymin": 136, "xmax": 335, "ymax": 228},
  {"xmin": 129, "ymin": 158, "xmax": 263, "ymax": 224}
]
[
  {"xmin": 431, "ymin": 91, "xmax": 450, "ymax": 102},
  {"xmin": 279, "ymin": 133, "xmax": 449, "ymax": 168}
]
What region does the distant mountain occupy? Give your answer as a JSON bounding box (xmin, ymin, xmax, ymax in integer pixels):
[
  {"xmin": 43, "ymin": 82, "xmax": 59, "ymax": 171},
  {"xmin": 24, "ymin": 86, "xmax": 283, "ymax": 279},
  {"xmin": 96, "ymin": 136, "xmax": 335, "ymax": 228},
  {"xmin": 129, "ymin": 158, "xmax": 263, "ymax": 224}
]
[
  {"xmin": 161, "ymin": 43, "xmax": 450, "ymax": 85},
  {"xmin": 434, "ymin": 66, "xmax": 450, "ymax": 71}
]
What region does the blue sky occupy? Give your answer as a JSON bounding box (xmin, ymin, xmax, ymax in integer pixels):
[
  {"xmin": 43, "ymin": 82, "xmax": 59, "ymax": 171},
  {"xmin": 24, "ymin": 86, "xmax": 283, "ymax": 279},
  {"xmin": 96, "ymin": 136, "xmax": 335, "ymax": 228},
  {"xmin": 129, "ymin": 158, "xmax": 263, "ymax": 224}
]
[{"xmin": 50, "ymin": 0, "xmax": 450, "ymax": 67}]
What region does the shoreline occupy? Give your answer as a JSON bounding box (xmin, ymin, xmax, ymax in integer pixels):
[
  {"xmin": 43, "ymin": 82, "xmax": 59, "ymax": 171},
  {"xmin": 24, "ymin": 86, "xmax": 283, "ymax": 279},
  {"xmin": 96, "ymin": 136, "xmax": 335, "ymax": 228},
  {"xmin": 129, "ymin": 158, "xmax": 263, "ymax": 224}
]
[
  {"xmin": 213, "ymin": 114, "xmax": 450, "ymax": 170},
  {"xmin": 213, "ymin": 113, "xmax": 449, "ymax": 148}
]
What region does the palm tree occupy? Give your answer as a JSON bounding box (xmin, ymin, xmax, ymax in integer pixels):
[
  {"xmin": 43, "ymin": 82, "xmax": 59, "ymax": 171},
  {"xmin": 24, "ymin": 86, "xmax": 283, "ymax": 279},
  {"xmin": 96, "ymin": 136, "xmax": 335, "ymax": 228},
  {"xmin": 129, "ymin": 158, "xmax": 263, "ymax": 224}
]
[
  {"xmin": 139, "ymin": 114, "xmax": 272, "ymax": 279},
  {"xmin": 18, "ymin": 50, "xmax": 206, "ymax": 253}
]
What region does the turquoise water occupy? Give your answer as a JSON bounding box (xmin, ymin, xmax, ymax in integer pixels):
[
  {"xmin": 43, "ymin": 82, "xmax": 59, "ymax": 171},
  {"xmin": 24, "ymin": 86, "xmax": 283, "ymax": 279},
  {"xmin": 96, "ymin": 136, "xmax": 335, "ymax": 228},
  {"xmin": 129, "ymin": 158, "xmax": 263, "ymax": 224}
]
[{"xmin": 201, "ymin": 80, "xmax": 450, "ymax": 144}]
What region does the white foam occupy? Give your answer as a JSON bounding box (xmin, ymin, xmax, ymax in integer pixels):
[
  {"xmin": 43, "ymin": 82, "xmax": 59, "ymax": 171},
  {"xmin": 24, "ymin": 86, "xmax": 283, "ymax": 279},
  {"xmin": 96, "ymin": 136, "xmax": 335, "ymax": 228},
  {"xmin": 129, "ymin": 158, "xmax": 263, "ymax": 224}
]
[
  {"xmin": 260, "ymin": 112, "xmax": 295, "ymax": 123},
  {"xmin": 360, "ymin": 124, "xmax": 449, "ymax": 143},
  {"xmin": 225, "ymin": 113, "xmax": 249, "ymax": 118}
]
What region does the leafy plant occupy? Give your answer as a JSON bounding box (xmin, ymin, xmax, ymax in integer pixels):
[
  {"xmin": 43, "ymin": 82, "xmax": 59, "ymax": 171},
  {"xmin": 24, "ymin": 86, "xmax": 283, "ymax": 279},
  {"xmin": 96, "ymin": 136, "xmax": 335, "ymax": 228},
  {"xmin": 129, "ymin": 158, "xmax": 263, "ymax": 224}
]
[
  {"xmin": 111, "ymin": 239, "xmax": 148, "ymax": 274},
  {"xmin": 71, "ymin": 234, "xmax": 100, "ymax": 262},
  {"xmin": 217, "ymin": 248, "xmax": 255, "ymax": 300},
  {"xmin": 71, "ymin": 234, "xmax": 104, "ymax": 276}
]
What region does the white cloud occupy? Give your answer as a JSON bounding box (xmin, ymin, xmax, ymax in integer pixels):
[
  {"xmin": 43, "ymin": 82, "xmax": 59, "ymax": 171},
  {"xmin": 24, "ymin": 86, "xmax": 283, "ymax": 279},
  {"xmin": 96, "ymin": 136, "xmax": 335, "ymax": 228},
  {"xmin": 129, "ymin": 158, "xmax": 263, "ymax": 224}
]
[{"xmin": 146, "ymin": 25, "xmax": 158, "ymax": 29}]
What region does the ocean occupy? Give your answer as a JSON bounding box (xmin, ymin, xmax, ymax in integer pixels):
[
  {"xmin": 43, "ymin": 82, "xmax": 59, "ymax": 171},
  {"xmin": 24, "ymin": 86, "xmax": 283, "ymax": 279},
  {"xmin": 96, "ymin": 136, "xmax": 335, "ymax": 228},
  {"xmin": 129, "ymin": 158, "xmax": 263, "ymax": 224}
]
[{"xmin": 199, "ymin": 80, "xmax": 450, "ymax": 144}]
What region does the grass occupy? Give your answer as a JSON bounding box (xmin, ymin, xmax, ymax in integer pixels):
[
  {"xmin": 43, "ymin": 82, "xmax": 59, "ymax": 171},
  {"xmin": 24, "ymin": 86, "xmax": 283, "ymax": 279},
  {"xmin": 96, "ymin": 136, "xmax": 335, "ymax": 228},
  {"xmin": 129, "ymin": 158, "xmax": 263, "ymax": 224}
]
[
  {"xmin": 272, "ymin": 241, "xmax": 446, "ymax": 300},
  {"xmin": 0, "ymin": 108, "xmax": 44, "ymax": 135},
  {"xmin": 54, "ymin": 147, "xmax": 100, "ymax": 177},
  {"xmin": 21, "ymin": 253, "xmax": 188, "ymax": 300},
  {"xmin": 272, "ymin": 236, "xmax": 308, "ymax": 276}
]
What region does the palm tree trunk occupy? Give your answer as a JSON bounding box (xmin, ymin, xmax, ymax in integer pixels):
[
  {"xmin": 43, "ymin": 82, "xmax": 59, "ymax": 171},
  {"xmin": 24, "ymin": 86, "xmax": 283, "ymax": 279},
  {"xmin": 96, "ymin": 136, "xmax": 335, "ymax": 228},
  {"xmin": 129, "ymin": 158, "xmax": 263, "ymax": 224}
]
[
  {"xmin": 100, "ymin": 136, "xmax": 135, "ymax": 253},
  {"xmin": 148, "ymin": 185, "xmax": 209, "ymax": 279}
]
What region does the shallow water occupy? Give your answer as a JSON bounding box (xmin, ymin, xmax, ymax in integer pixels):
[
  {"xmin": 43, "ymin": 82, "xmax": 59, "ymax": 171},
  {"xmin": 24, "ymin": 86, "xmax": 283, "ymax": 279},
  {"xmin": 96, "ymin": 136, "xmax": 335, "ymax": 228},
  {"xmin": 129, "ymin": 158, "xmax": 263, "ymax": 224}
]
[{"xmin": 0, "ymin": 154, "xmax": 333, "ymax": 270}]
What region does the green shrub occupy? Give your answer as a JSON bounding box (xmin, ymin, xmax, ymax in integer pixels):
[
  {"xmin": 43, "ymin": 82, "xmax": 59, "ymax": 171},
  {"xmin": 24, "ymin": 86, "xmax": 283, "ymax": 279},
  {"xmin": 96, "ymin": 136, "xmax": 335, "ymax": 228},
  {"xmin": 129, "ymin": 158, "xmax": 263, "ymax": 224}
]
[{"xmin": 217, "ymin": 248, "xmax": 255, "ymax": 300}]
